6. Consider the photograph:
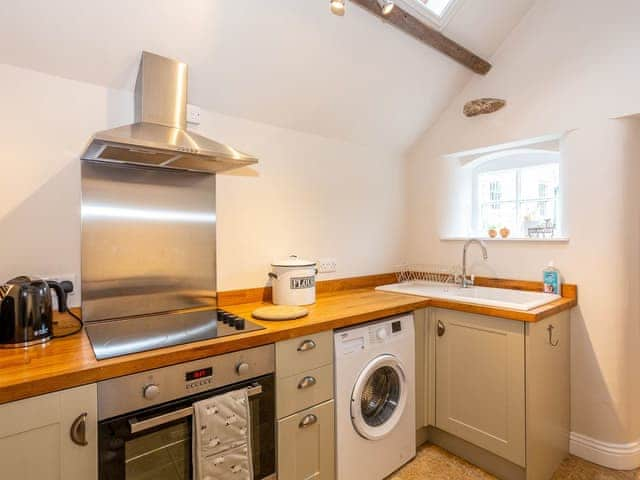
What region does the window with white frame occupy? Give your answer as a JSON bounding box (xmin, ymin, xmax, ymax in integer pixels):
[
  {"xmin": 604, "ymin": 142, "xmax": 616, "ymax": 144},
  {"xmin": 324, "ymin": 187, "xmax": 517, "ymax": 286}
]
[
  {"xmin": 395, "ymin": 0, "xmax": 460, "ymax": 27},
  {"xmin": 472, "ymin": 150, "xmax": 561, "ymax": 238},
  {"xmin": 421, "ymin": 0, "xmax": 456, "ymax": 16}
]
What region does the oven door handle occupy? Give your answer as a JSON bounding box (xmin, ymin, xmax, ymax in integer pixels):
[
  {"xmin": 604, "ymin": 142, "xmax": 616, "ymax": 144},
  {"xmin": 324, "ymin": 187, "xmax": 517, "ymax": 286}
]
[
  {"xmin": 129, "ymin": 406, "xmax": 193, "ymax": 434},
  {"xmin": 129, "ymin": 384, "xmax": 263, "ymax": 434}
]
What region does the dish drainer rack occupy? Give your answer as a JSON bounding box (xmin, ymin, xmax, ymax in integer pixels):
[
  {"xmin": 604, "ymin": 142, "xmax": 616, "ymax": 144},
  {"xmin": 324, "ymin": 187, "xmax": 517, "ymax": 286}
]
[{"xmin": 395, "ymin": 264, "xmax": 461, "ymax": 285}]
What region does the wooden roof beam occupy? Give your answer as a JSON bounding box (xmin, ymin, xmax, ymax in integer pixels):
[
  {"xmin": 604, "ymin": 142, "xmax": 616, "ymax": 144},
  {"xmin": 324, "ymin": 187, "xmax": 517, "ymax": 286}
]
[{"xmin": 350, "ymin": 0, "xmax": 492, "ymax": 75}]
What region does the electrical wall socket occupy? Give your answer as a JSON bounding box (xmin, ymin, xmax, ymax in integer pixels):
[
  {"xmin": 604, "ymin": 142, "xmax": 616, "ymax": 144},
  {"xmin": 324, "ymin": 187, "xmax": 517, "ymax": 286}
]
[
  {"xmin": 187, "ymin": 104, "xmax": 201, "ymax": 125},
  {"xmin": 317, "ymin": 258, "xmax": 337, "ymax": 274},
  {"xmin": 42, "ymin": 274, "xmax": 78, "ymax": 309}
]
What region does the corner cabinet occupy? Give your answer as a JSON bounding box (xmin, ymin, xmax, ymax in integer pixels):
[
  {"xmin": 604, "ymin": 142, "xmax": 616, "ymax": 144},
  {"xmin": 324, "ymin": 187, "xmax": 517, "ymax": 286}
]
[
  {"xmin": 429, "ymin": 308, "xmax": 570, "ymax": 480},
  {"xmin": 0, "ymin": 384, "xmax": 98, "ymax": 480},
  {"xmin": 434, "ymin": 309, "xmax": 526, "ymax": 466}
]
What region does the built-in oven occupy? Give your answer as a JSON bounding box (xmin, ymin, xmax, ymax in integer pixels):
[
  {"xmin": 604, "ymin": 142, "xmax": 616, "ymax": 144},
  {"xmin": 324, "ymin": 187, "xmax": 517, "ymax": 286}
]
[{"xmin": 97, "ymin": 344, "xmax": 276, "ymax": 480}]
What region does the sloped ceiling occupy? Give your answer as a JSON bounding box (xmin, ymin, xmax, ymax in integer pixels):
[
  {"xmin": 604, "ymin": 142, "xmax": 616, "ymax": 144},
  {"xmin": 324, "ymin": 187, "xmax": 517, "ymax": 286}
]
[{"xmin": 0, "ymin": 0, "xmax": 534, "ymax": 152}]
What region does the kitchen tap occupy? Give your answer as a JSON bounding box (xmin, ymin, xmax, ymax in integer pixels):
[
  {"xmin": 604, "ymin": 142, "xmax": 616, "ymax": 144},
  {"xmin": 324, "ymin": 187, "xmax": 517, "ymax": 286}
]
[{"xmin": 460, "ymin": 238, "xmax": 488, "ymax": 288}]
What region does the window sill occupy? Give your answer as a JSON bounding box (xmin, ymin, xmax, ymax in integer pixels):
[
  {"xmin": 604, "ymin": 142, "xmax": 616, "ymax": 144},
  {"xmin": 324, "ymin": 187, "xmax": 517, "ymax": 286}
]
[{"xmin": 440, "ymin": 236, "xmax": 570, "ymax": 243}]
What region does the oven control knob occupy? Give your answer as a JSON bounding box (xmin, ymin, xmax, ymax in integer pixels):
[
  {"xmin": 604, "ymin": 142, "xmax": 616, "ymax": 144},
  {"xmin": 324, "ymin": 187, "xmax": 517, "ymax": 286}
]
[
  {"xmin": 236, "ymin": 362, "xmax": 250, "ymax": 376},
  {"xmin": 143, "ymin": 384, "xmax": 160, "ymax": 400},
  {"xmin": 376, "ymin": 328, "xmax": 388, "ymax": 340}
]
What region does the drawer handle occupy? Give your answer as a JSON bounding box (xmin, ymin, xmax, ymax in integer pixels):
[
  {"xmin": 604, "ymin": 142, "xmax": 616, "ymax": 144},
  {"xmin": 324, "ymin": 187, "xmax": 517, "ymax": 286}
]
[
  {"xmin": 299, "ymin": 414, "xmax": 318, "ymax": 429},
  {"xmin": 298, "ymin": 376, "xmax": 317, "ymax": 389},
  {"xmin": 297, "ymin": 339, "xmax": 317, "ymax": 352},
  {"xmin": 70, "ymin": 412, "xmax": 88, "ymax": 446}
]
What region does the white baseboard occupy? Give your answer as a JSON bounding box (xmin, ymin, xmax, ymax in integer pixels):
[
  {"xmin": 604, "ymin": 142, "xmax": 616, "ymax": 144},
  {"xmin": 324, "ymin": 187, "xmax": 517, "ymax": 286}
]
[{"xmin": 570, "ymin": 432, "xmax": 640, "ymax": 470}]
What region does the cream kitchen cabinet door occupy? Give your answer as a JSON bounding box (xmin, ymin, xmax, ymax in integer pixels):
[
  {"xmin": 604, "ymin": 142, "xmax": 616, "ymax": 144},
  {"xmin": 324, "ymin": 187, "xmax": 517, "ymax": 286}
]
[
  {"xmin": 434, "ymin": 308, "xmax": 526, "ymax": 467},
  {"xmin": 0, "ymin": 384, "xmax": 97, "ymax": 480},
  {"xmin": 277, "ymin": 399, "xmax": 335, "ymax": 480}
]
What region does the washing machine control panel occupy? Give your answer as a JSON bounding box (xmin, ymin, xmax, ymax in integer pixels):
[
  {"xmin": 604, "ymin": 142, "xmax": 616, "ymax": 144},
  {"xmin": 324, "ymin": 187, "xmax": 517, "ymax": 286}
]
[
  {"xmin": 368, "ymin": 317, "xmax": 408, "ymax": 345},
  {"xmin": 336, "ymin": 314, "xmax": 412, "ymax": 355}
]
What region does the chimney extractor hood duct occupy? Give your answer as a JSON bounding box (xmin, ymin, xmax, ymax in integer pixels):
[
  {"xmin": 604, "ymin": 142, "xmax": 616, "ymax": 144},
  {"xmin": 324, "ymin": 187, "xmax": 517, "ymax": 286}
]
[{"xmin": 81, "ymin": 51, "xmax": 257, "ymax": 173}]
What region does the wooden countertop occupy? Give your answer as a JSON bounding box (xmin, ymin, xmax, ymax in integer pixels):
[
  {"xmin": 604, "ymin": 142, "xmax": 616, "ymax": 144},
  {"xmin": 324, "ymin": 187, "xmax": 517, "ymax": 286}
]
[
  {"xmin": 0, "ymin": 288, "xmax": 428, "ymax": 405},
  {"xmin": 0, "ymin": 281, "xmax": 576, "ymax": 406}
]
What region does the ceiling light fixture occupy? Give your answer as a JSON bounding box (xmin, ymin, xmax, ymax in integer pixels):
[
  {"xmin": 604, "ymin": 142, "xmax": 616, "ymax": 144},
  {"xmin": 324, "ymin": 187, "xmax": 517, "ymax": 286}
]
[
  {"xmin": 377, "ymin": 0, "xmax": 395, "ymax": 15},
  {"xmin": 330, "ymin": 0, "xmax": 345, "ymax": 16}
]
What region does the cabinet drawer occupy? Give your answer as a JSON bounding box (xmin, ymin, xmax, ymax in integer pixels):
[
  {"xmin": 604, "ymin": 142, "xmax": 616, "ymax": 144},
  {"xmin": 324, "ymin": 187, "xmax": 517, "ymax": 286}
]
[
  {"xmin": 277, "ymin": 364, "xmax": 334, "ymax": 419},
  {"xmin": 276, "ymin": 330, "xmax": 333, "ymax": 378},
  {"xmin": 0, "ymin": 392, "xmax": 61, "ymax": 438},
  {"xmin": 277, "ymin": 400, "xmax": 335, "ymax": 480}
]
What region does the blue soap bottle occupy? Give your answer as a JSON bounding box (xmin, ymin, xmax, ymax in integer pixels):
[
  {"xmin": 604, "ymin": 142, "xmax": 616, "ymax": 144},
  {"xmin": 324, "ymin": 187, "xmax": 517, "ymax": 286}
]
[{"xmin": 543, "ymin": 261, "xmax": 561, "ymax": 295}]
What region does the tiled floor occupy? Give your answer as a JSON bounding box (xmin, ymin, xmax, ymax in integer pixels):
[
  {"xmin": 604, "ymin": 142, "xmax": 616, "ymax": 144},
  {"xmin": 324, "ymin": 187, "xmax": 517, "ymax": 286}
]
[{"xmin": 389, "ymin": 443, "xmax": 640, "ymax": 480}]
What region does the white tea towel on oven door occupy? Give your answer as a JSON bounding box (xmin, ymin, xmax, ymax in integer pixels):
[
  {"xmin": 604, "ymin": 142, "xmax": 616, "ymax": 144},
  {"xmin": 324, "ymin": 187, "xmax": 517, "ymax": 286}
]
[
  {"xmin": 193, "ymin": 388, "xmax": 254, "ymax": 480},
  {"xmin": 199, "ymin": 444, "xmax": 253, "ymax": 479}
]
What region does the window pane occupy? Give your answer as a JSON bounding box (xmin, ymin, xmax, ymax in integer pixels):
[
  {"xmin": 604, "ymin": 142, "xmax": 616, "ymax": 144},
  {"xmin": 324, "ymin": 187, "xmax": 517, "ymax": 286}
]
[
  {"xmin": 478, "ymin": 169, "xmax": 517, "ymax": 231},
  {"xmin": 520, "ymin": 164, "xmax": 559, "ymax": 200},
  {"xmin": 480, "ymin": 201, "xmax": 516, "ymax": 232},
  {"xmin": 425, "ymin": 0, "xmax": 454, "ymax": 16},
  {"xmin": 518, "ymin": 163, "xmax": 559, "ymax": 236},
  {"xmin": 476, "ymin": 161, "xmax": 560, "ymax": 237},
  {"xmin": 478, "ymin": 170, "xmax": 517, "ymax": 202}
]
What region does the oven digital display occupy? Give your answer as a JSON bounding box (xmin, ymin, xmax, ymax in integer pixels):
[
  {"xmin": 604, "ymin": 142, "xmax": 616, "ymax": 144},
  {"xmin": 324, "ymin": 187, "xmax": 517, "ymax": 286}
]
[{"xmin": 185, "ymin": 367, "xmax": 213, "ymax": 381}]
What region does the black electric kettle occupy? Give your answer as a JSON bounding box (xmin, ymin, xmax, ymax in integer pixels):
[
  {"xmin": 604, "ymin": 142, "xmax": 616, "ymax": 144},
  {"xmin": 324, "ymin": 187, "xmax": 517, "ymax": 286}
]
[{"xmin": 0, "ymin": 276, "xmax": 67, "ymax": 347}]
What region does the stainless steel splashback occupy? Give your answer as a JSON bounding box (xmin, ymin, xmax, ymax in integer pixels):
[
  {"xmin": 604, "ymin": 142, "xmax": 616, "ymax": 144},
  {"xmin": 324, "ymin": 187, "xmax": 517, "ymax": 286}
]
[{"xmin": 81, "ymin": 162, "xmax": 216, "ymax": 322}]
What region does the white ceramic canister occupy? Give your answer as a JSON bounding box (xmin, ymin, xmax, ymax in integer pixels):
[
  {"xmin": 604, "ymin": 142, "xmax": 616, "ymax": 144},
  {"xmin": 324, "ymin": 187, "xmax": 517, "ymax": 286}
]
[{"xmin": 269, "ymin": 255, "xmax": 317, "ymax": 305}]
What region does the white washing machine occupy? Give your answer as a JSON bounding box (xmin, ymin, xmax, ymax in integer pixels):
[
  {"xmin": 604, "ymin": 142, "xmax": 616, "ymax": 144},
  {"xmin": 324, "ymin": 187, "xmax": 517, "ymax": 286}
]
[{"xmin": 334, "ymin": 314, "xmax": 416, "ymax": 480}]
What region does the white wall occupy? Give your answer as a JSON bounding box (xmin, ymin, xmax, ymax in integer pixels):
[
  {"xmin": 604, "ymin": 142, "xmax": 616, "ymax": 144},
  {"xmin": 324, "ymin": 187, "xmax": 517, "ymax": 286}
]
[
  {"xmin": 0, "ymin": 65, "xmax": 133, "ymax": 300},
  {"xmin": 406, "ymin": 0, "xmax": 640, "ymax": 465},
  {"xmin": 0, "ymin": 63, "xmax": 406, "ymax": 302},
  {"xmin": 198, "ymin": 111, "xmax": 407, "ymax": 290}
]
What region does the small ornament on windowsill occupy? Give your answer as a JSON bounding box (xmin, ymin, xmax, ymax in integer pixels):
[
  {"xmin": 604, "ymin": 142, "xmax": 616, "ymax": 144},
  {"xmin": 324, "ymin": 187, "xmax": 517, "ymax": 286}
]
[{"xmin": 528, "ymin": 219, "xmax": 556, "ymax": 239}]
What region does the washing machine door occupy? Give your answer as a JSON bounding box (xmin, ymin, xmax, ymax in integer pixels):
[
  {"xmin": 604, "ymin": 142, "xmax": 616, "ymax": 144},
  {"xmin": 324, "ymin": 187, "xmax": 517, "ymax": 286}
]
[{"xmin": 351, "ymin": 354, "xmax": 407, "ymax": 440}]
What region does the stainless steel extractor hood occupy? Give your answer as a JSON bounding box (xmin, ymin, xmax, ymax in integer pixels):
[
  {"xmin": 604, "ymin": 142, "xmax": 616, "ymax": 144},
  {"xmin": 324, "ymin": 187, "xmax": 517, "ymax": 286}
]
[{"xmin": 81, "ymin": 51, "xmax": 257, "ymax": 173}]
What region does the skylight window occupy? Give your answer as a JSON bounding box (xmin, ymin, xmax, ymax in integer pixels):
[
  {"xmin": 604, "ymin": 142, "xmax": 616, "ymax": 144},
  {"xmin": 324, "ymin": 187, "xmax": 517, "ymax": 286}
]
[
  {"xmin": 422, "ymin": 0, "xmax": 455, "ymax": 17},
  {"xmin": 396, "ymin": 0, "xmax": 460, "ymax": 27}
]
